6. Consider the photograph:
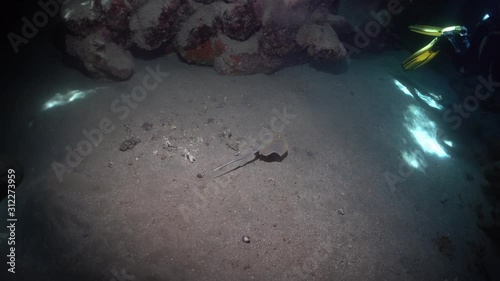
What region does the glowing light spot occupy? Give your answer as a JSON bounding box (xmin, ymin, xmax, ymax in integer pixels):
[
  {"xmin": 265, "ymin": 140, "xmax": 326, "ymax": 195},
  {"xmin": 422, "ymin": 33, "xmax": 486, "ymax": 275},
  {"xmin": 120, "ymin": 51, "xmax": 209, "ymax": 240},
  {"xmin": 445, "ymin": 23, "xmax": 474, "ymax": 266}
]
[
  {"xmin": 404, "ymin": 105, "xmax": 449, "ymax": 158},
  {"xmin": 443, "ymin": 140, "xmax": 453, "ymax": 147},
  {"xmin": 442, "ymin": 26, "xmax": 456, "ymax": 33},
  {"xmin": 414, "ymin": 89, "xmax": 443, "ymax": 110},
  {"xmin": 63, "ymin": 9, "xmax": 74, "ymax": 20},
  {"xmin": 428, "ymin": 92, "xmax": 442, "ymax": 101},
  {"xmin": 404, "ymin": 155, "xmax": 419, "ymax": 168},
  {"xmin": 42, "ymin": 87, "xmax": 107, "ymax": 111},
  {"xmin": 394, "ymin": 79, "xmax": 414, "ymax": 98},
  {"xmin": 483, "ymin": 14, "xmax": 490, "ymax": 21}
]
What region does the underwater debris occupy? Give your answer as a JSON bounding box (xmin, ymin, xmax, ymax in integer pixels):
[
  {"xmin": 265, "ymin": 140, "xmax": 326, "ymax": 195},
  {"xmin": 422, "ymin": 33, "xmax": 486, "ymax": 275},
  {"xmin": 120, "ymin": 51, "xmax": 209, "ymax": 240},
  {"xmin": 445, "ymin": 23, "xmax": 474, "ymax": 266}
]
[
  {"xmin": 182, "ymin": 149, "xmax": 196, "ymax": 163},
  {"xmin": 163, "ymin": 139, "xmax": 175, "ymax": 151},
  {"xmin": 226, "ymin": 141, "xmax": 239, "ymax": 151},
  {"xmin": 265, "ymin": 177, "xmax": 276, "ymax": 187},
  {"xmin": 119, "ymin": 136, "xmax": 141, "ymax": 151},
  {"xmin": 436, "ymin": 234, "xmax": 454, "ymax": 259},
  {"xmin": 219, "ymin": 128, "xmax": 232, "ymax": 139},
  {"xmin": 141, "ymin": 122, "xmax": 153, "ymax": 131},
  {"xmin": 242, "ymin": 236, "xmax": 250, "ymax": 243}
]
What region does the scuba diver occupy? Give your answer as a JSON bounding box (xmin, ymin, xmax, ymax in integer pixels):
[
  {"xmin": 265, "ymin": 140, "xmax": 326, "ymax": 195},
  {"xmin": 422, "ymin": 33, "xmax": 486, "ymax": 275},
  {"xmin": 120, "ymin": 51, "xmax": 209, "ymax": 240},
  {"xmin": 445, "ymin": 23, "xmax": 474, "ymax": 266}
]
[{"xmin": 402, "ymin": 7, "xmax": 500, "ymax": 80}]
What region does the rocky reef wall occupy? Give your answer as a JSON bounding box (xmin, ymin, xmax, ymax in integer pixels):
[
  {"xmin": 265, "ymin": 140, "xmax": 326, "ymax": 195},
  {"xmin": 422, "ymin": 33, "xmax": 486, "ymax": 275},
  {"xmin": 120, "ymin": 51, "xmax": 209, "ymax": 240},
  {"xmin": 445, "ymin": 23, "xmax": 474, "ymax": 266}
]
[{"xmin": 61, "ymin": 0, "xmax": 366, "ymax": 79}]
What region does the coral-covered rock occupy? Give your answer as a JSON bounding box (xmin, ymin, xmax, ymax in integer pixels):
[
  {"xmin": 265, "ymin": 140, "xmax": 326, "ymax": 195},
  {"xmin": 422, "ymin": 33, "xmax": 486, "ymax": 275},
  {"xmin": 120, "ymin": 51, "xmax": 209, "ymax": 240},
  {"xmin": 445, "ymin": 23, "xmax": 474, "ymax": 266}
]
[
  {"xmin": 102, "ymin": 28, "xmax": 134, "ymax": 50},
  {"xmin": 194, "ymin": 0, "xmax": 217, "ymax": 3},
  {"xmin": 66, "ymin": 33, "xmax": 134, "ymax": 80},
  {"xmin": 176, "ymin": 0, "xmax": 262, "ymax": 64},
  {"xmin": 175, "ymin": 3, "xmax": 218, "ymax": 64},
  {"xmin": 128, "ymin": 0, "xmax": 148, "ymax": 9},
  {"xmin": 296, "ymin": 23, "xmax": 346, "ymax": 61},
  {"xmin": 182, "ymin": 38, "xmax": 218, "ymax": 65},
  {"xmin": 256, "ymin": 1, "xmax": 346, "ymax": 60},
  {"xmin": 61, "ymin": 0, "xmax": 103, "ymax": 36},
  {"xmin": 259, "ymin": 26, "xmax": 302, "ymax": 57},
  {"xmin": 61, "ymin": 0, "xmax": 353, "ymax": 79},
  {"xmin": 213, "ymin": 33, "xmax": 283, "ymax": 75},
  {"xmin": 101, "ymin": 0, "xmax": 132, "ymax": 31},
  {"xmin": 130, "ymin": 0, "xmax": 192, "ymax": 51},
  {"xmin": 219, "ymin": 1, "xmax": 261, "ymax": 41},
  {"xmin": 309, "ymin": 7, "xmax": 352, "ymax": 34},
  {"xmin": 253, "ymin": 0, "xmax": 312, "ymax": 30}
]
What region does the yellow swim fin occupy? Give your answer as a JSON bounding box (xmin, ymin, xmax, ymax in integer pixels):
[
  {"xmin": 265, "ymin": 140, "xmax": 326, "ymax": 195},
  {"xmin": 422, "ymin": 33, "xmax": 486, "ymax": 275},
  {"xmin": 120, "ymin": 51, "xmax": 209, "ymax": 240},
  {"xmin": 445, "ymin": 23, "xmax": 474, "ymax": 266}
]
[
  {"xmin": 402, "ymin": 37, "xmax": 440, "ymax": 70},
  {"xmin": 409, "ymin": 25, "xmax": 467, "ymax": 37},
  {"xmin": 408, "ymin": 25, "xmax": 446, "ymax": 36},
  {"xmin": 403, "ymin": 25, "xmax": 467, "ymax": 71}
]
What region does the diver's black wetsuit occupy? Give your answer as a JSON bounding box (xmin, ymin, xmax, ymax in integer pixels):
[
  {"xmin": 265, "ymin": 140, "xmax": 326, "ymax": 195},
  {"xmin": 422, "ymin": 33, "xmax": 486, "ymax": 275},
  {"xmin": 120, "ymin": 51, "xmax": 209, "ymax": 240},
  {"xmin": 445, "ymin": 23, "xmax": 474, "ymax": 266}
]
[{"xmin": 456, "ymin": 11, "xmax": 500, "ymax": 80}]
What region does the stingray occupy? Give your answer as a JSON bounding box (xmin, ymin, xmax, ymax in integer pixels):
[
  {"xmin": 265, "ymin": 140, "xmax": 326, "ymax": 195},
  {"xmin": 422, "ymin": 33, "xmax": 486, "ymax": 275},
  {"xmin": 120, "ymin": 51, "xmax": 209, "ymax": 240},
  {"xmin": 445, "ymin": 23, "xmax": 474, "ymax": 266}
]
[{"xmin": 213, "ymin": 132, "xmax": 289, "ymax": 175}]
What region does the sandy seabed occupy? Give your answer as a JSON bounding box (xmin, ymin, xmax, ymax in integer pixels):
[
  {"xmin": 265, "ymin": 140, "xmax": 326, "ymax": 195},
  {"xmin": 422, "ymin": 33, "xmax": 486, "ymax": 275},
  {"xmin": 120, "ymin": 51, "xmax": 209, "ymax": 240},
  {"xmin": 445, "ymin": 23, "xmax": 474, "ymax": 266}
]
[{"xmin": 1, "ymin": 48, "xmax": 497, "ymax": 281}]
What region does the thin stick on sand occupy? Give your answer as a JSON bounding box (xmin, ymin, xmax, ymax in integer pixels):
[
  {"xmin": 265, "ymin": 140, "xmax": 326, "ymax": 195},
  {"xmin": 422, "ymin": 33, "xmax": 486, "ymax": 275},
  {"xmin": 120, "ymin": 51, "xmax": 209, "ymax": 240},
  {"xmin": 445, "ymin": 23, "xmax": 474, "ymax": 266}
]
[{"xmin": 213, "ymin": 150, "xmax": 257, "ymax": 172}]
